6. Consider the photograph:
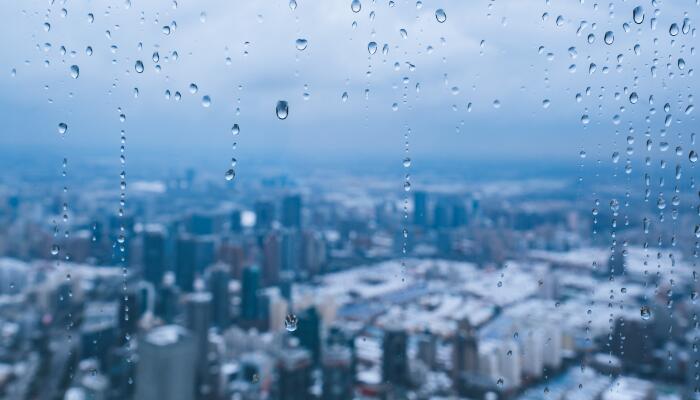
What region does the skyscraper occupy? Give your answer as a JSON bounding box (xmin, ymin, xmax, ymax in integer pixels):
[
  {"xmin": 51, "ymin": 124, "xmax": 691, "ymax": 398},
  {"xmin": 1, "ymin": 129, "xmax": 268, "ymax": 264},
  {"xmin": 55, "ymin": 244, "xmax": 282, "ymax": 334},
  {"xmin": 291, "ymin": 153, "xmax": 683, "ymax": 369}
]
[
  {"xmin": 240, "ymin": 266, "xmax": 261, "ymax": 323},
  {"xmin": 382, "ymin": 325, "xmax": 409, "ymax": 387},
  {"xmin": 293, "ymin": 307, "xmax": 322, "ymax": 364},
  {"xmin": 452, "ymin": 318, "xmax": 479, "ymax": 380},
  {"xmin": 175, "ymin": 236, "xmax": 197, "ymax": 292},
  {"xmin": 134, "ymin": 325, "xmax": 197, "ymax": 400},
  {"xmin": 282, "ymin": 194, "xmax": 302, "ymax": 229},
  {"xmin": 413, "ymin": 191, "xmax": 428, "ymax": 227},
  {"xmin": 278, "ymin": 347, "xmax": 313, "ymax": 400},
  {"xmin": 322, "ymin": 345, "xmax": 354, "ymax": 400},
  {"xmin": 262, "ymin": 232, "xmax": 281, "ymax": 286},
  {"xmin": 142, "ymin": 226, "xmax": 166, "ymax": 287},
  {"xmin": 254, "ymin": 200, "xmax": 275, "ymax": 231},
  {"xmin": 206, "ymin": 263, "xmax": 231, "ymax": 329},
  {"xmin": 184, "ymin": 292, "xmax": 212, "ymax": 397}
]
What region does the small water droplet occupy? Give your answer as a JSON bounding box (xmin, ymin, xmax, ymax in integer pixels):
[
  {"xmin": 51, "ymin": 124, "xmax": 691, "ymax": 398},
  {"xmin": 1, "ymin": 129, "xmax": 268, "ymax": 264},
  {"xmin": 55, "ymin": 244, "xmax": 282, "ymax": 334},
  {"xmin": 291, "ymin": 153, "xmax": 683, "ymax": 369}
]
[
  {"xmin": 669, "ymin": 23, "xmax": 679, "ymax": 36},
  {"xmin": 201, "ymin": 95, "xmax": 211, "ymax": 107},
  {"xmin": 368, "ymin": 41, "xmax": 377, "ymax": 55},
  {"xmin": 276, "ymin": 100, "xmax": 289, "ymax": 120},
  {"xmin": 435, "ymin": 9, "xmax": 446, "ymax": 23},
  {"xmin": 51, "ymin": 244, "xmax": 60, "ymax": 256},
  {"xmin": 134, "ymin": 60, "xmax": 144, "ymax": 73},
  {"xmin": 604, "ymin": 31, "xmax": 614, "ymax": 45},
  {"xmin": 284, "ymin": 314, "xmax": 298, "ymax": 331},
  {"xmin": 58, "ymin": 123, "xmax": 68, "ymax": 135},
  {"xmin": 225, "ymin": 169, "xmax": 235, "ymax": 181},
  {"xmin": 295, "ymin": 38, "xmax": 308, "ymax": 51},
  {"xmin": 640, "ymin": 305, "xmax": 651, "ymax": 320}
]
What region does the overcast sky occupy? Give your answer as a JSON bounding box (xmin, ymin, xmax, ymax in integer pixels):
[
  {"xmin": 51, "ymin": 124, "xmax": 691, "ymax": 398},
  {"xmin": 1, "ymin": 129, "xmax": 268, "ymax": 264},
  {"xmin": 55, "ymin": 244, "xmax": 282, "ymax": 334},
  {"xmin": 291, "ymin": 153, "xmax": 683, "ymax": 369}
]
[{"xmin": 0, "ymin": 0, "xmax": 696, "ymax": 172}]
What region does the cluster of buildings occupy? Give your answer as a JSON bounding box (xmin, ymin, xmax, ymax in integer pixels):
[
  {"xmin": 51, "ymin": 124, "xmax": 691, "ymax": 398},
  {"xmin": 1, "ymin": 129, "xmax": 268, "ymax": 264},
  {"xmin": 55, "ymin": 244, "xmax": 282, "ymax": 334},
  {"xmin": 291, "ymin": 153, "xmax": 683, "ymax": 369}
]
[{"xmin": 0, "ymin": 167, "xmax": 696, "ymax": 399}]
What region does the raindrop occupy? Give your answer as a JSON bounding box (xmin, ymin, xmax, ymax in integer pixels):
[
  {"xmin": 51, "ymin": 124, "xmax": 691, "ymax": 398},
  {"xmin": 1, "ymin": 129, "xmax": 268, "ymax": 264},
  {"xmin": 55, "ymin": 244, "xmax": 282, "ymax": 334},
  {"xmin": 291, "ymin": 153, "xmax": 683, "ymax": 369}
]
[
  {"xmin": 399, "ymin": 29, "xmax": 408, "ymax": 39},
  {"xmin": 604, "ymin": 31, "xmax": 614, "ymax": 45},
  {"xmin": 351, "ymin": 0, "xmax": 361, "ymax": 13},
  {"xmin": 669, "ymin": 23, "xmax": 679, "ymax": 36},
  {"xmin": 403, "ymin": 157, "xmax": 411, "ymax": 167},
  {"xmin": 225, "ymin": 169, "xmax": 235, "ymax": 181},
  {"xmin": 368, "ymin": 41, "xmax": 377, "ymax": 55},
  {"xmin": 640, "ymin": 305, "xmax": 651, "ymax": 320},
  {"xmin": 231, "ymin": 124, "xmax": 240, "ymax": 136},
  {"xmin": 295, "ymin": 38, "xmax": 308, "ymax": 51},
  {"xmin": 189, "ymin": 83, "xmax": 198, "ymax": 94},
  {"xmin": 629, "ymin": 92, "xmax": 638, "ymax": 104},
  {"xmin": 134, "ymin": 60, "xmax": 144, "ymax": 73},
  {"xmin": 690, "ymin": 151, "xmax": 698, "ymax": 163},
  {"xmin": 435, "ymin": 9, "xmax": 446, "ymax": 23},
  {"xmin": 632, "ymin": 6, "xmax": 644, "ymax": 24},
  {"xmin": 276, "ymin": 100, "xmax": 289, "ymax": 120},
  {"xmin": 201, "ymin": 95, "xmax": 211, "ymax": 107},
  {"xmin": 581, "ymin": 114, "xmax": 590, "ymax": 125},
  {"xmin": 70, "ymin": 65, "xmax": 79, "ymax": 79},
  {"xmin": 51, "ymin": 244, "xmax": 60, "ymax": 256},
  {"xmin": 284, "ymin": 314, "xmax": 298, "ymax": 332},
  {"xmin": 289, "ymin": 0, "xmax": 297, "ymax": 10},
  {"xmin": 341, "ymin": 92, "xmax": 348, "ymax": 102},
  {"xmin": 58, "ymin": 123, "xmax": 68, "ymax": 135}
]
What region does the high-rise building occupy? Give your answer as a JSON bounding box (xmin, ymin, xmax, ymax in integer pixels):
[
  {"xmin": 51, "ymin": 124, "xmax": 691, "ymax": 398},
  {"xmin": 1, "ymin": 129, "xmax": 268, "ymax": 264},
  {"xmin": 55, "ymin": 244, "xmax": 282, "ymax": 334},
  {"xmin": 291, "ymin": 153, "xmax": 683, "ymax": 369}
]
[
  {"xmin": 156, "ymin": 274, "xmax": 180, "ymax": 324},
  {"xmin": 611, "ymin": 314, "xmax": 654, "ymax": 373},
  {"xmin": 175, "ymin": 235, "xmax": 216, "ymax": 292},
  {"xmin": 218, "ymin": 240, "xmax": 245, "ymax": 279},
  {"xmin": 142, "ymin": 227, "xmax": 166, "ymax": 287},
  {"xmin": 282, "ymin": 194, "xmax": 302, "ymax": 229},
  {"xmin": 322, "ymin": 345, "xmax": 354, "ymax": 400},
  {"xmin": 240, "ymin": 266, "xmax": 261, "ymax": 322},
  {"xmin": 184, "ymin": 292, "xmax": 212, "ymax": 396},
  {"xmin": 230, "ymin": 209, "xmax": 242, "ymax": 233},
  {"xmin": 262, "ymin": 232, "xmax": 281, "ymax": 286},
  {"xmin": 281, "ymin": 230, "xmax": 301, "ymax": 274},
  {"xmin": 206, "ymin": 263, "xmax": 231, "ymax": 329},
  {"xmin": 254, "ymin": 200, "xmax": 276, "ymax": 230},
  {"xmin": 452, "ymin": 318, "xmax": 479, "ymax": 380},
  {"xmin": 382, "ymin": 325, "xmax": 409, "ymax": 387},
  {"xmin": 293, "ymin": 307, "xmax": 322, "ymax": 364},
  {"xmin": 134, "ymin": 325, "xmax": 197, "ymax": 400},
  {"xmin": 278, "ymin": 348, "xmax": 313, "ymax": 400},
  {"xmin": 413, "ymin": 191, "xmax": 428, "ymax": 227},
  {"xmin": 175, "ymin": 236, "xmax": 197, "ymax": 292}
]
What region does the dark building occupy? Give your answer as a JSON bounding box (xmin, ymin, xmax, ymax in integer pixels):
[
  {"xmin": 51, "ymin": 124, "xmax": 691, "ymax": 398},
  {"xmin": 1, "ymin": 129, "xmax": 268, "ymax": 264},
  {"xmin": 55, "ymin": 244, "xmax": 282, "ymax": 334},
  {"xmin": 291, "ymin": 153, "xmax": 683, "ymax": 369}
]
[
  {"xmin": 382, "ymin": 326, "xmax": 409, "ymax": 387},
  {"xmin": 452, "ymin": 318, "xmax": 479, "ymax": 380},
  {"xmin": 262, "ymin": 232, "xmax": 281, "ymax": 286},
  {"xmin": 278, "ymin": 348, "xmax": 313, "ymax": 400},
  {"xmin": 230, "ymin": 209, "xmax": 242, "ymax": 233},
  {"xmin": 413, "ymin": 191, "xmax": 428, "ymax": 227},
  {"xmin": 142, "ymin": 228, "xmax": 166, "ymax": 287},
  {"xmin": 293, "ymin": 307, "xmax": 322, "ymax": 364},
  {"xmin": 240, "ymin": 266, "xmax": 261, "ymax": 322},
  {"xmin": 156, "ymin": 277, "xmax": 181, "ymax": 324},
  {"xmin": 206, "ymin": 263, "xmax": 231, "ymax": 329},
  {"xmin": 254, "ymin": 200, "xmax": 276, "ymax": 231},
  {"xmin": 282, "ymin": 194, "xmax": 302, "ymax": 229},
  {"xmin": 322, "ymin": 345, "xmax": 354, "ymax": 400},
  {"xmin": 189, "ymin": 213, "xmax": 216, "ymax": 235},
  {"xmin": 184, "ymin": 292, "xmax": 212, "ymax": 395},
  {"xmin": 611, "ymin": 315, "xmax": 654, "ymax": 373},
  {"xmin": 433, "ymin": 201, "xmax": 452, "ymax": 228},
  {"xmin": 175, "ymin": 235, "xmax": 215, "ymax": 292}
]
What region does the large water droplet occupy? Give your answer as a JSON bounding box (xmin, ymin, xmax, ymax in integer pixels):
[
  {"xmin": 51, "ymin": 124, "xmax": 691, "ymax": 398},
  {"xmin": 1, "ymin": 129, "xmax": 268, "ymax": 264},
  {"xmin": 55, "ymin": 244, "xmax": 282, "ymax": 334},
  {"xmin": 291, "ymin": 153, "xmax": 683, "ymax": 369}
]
[
  {"xmin": 632, "ymin": 6, "xmax": 644, "ymax": 24},
  {"xmin": 351, "ymin": 0, "xmax": 361, "ymax": 13},
  {"xmin": 225, "ymin": 169, "xmax": 235, "ymax": 181},
  {"xmin": 368, "ymin": 41, "xmax": 377, "ymax": 55},
  {"xmin": 690, "ymin": 150, "xmax": 698, "ymax": 163},
  {"xmin": 669, "ymin": 23, "xmax": 679, "ymax": 36},
  {"xmin": 231, "ymin": 124, "xmax": 240, "ymax": 136},
  {"xmin": 58, "ymin": 123, "xmax": 68, "ymax": 135},
  {"xmin": 135, "ymin": 60, "xmax": 144, "ymax": 73},
  {"xmin": 70, "ymin": 65, "xmax": 79, "ymax": 79},
  {"xmin": 435, "ymin": 9, "xmax": 446, "ymax": 23},
  {"xmin": 276, "ymin": 100, "xmax": 289, "ymax": 120},
  {"xmin": 640, "ymin": 305, "xmax": 651, "ymax": 320},
  {"xmin": 604, "ymin": 31, "xmax": 614, "ymax": 45},
  {"xmin": 284, "ymin": 313, "xmax": 298, "ymax": 331},
  {"xmin": 201, "ymin": 95, "xmax": 211, "ymax": 107},
  {"xmin": 51, "ymin": 244, "xmax": 60, "ymax": 256},
  {"xmin": 295, "ymin": 38, "xmax": 308, "ymax": 51}
]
